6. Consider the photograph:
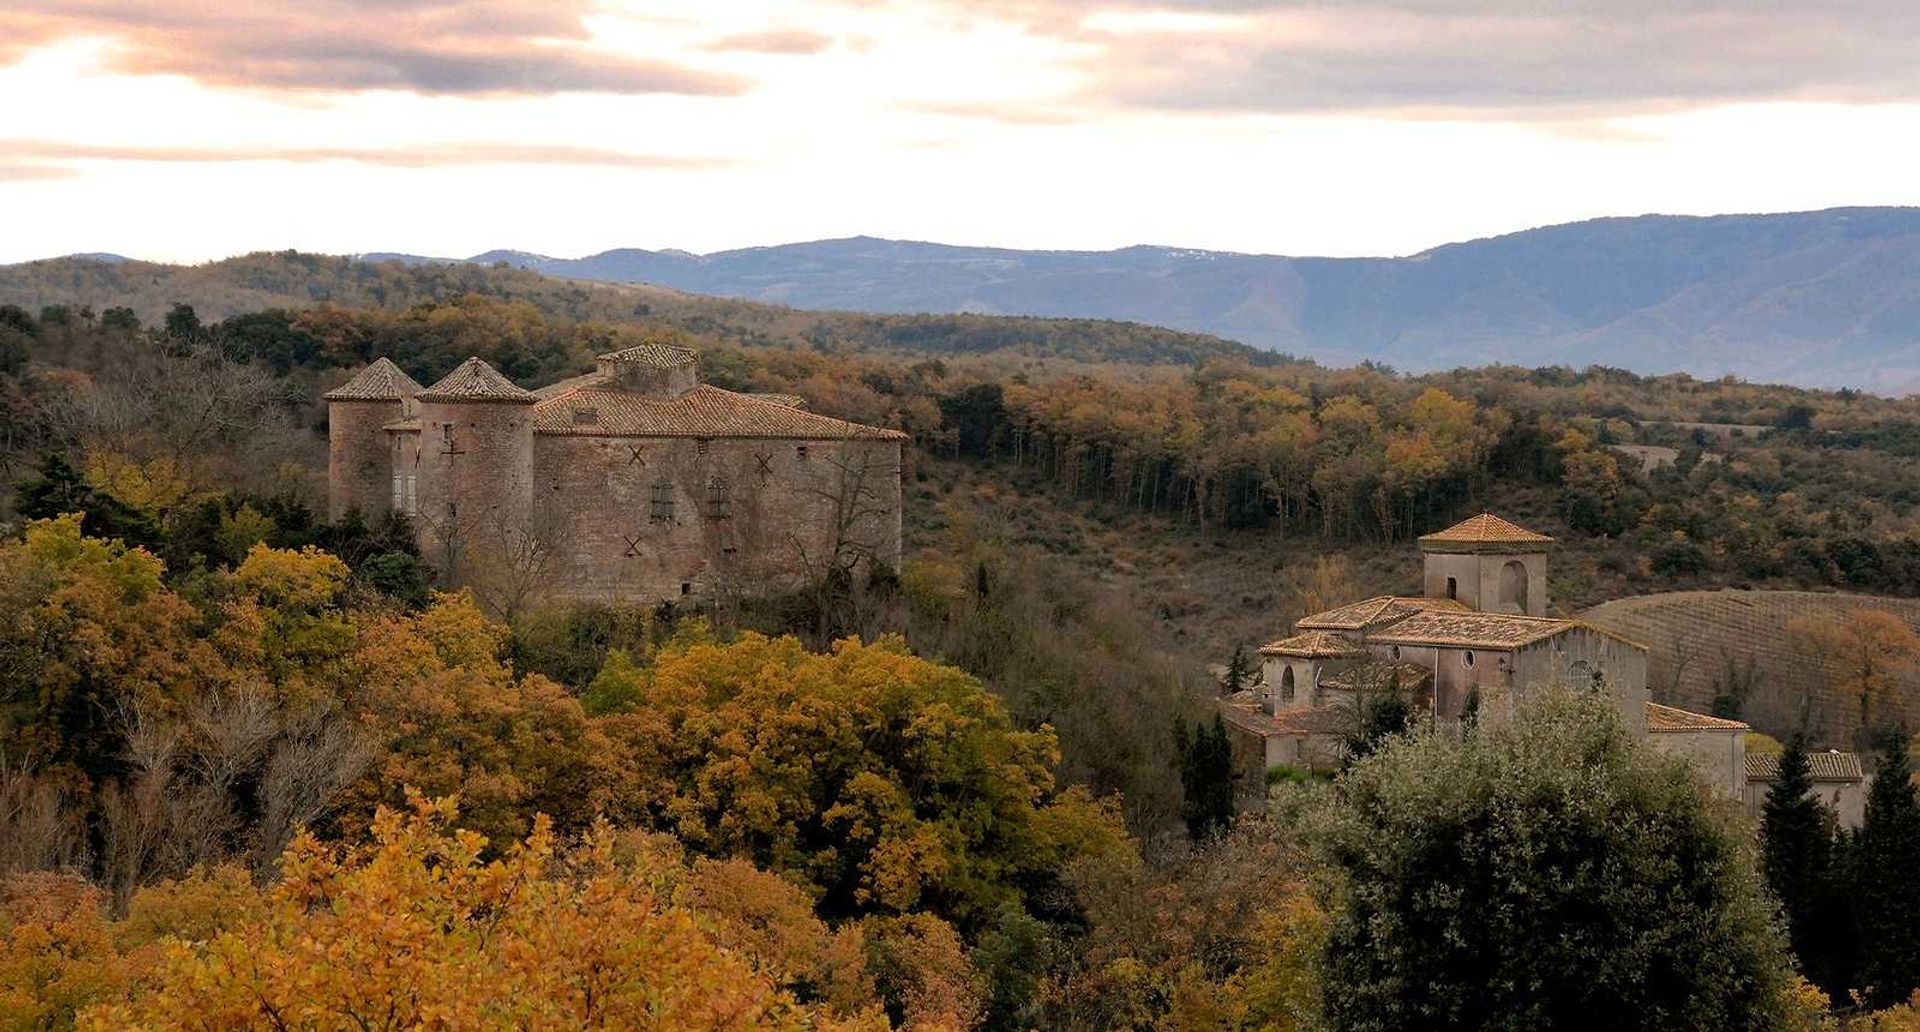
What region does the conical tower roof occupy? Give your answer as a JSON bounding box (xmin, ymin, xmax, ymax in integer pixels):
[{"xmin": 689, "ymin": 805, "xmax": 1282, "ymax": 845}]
[
  {"xmin": 417, "ymin": 357, "xmax": 536, "ymax": 404},
  {"xmin": 322, "ymin": 357, "xmax": 423, "ymax": 401}
]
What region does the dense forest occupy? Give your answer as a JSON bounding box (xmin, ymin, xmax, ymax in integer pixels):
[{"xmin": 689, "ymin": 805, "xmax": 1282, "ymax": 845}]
[{"xmin": 8, "ymin": 273, "xmax": 1920, "ymax": 1027}]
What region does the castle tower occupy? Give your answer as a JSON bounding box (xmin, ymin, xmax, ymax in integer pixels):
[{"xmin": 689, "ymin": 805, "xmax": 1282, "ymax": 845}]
[
  {"xmin": 411, "ymin": 357, "xmax": 537, "ymax": 584},
  {"xmin": 595, "ymin": 342, "xmax": 699, "ymax": 396},
  {"xmin": 1417, "ymin": 513, "xmax": 1552, "ymax": 616},
  {"xmin": 325, "ymin": 358, "xmax": 422, "ymax": 520}
]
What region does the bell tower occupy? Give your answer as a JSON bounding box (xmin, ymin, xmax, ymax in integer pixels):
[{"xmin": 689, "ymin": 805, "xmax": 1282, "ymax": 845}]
[{"xmin": 1417, "ymin": 513, "xmax": 1552, "ymax": 616}]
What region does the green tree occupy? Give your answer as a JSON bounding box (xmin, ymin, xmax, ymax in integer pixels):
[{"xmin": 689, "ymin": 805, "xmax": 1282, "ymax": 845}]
[
  {"xmin": 1309, "ymin": 689, "xmax": 1795, "ymax": 1032},
  {"xmin": 1222, "ymin": 644, "xmax": 1253, "ymax": 695},
  {"xmin": 1853, "ymin": 731, "xmax": 1920, "ymax": 1008},
  {"xmin": 1761, "ymin": 732, "xmax": 1851, "ymax": 997},
  {"xmin": 1177, "ymin": 714, "xmax": 1236, "ymax": 841}
]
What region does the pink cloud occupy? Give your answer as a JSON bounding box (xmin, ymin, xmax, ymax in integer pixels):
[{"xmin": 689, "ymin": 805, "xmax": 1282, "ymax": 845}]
[{"xmin": 2, "ymin": 1, "xmax": 748, "ymax": 96}]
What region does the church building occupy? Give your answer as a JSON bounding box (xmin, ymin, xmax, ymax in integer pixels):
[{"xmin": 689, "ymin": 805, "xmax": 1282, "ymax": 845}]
[
  {"xmin": 1225, "ymin": 513, "xmax": 1774, "ymax": 807},
  {"xmin": 325, "ymin": 345, "xmax": 906, "ymax": 609}
]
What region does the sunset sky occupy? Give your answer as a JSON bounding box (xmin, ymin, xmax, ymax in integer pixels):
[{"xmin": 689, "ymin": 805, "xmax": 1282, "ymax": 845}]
[{"xmin": 3, "ymin": 1, "xmax": 1917, "ymax": 264}]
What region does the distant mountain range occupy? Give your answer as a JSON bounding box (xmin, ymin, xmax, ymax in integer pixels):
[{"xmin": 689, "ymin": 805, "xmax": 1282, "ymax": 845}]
[{"xmin": 19, "ymin": 207, "xmax": 1920, "ymax": 390}]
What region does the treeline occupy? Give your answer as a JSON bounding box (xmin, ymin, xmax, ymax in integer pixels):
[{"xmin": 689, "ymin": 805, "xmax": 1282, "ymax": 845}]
[{"xmin": 13, "ymin": 295, "xmax": 1920, "ymax": 601}]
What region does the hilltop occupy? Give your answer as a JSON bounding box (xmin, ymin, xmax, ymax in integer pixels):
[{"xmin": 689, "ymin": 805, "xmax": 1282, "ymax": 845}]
[
  {"xmin": 301, "ymin": 208, "xmax": 1920, "ymax": 392},
  {"xmin": 0, "ymin": 251, "xmax": 1284, "ymax": 370}
]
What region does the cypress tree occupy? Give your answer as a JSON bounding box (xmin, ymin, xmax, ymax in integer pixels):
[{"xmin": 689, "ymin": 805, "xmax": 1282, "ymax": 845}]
[
  {"xmin": 1761, "ymin": 732, "xmax": 1847, "ymax": 996},
  {"xmin": 1853, "ymin": 731, "xmax": 1920, "ymax": 1007},
  {"xmin": 1176, "ymin": 715, "xmax": 1236, "ymax": 841},
  {"xmin": 1222, "ymin": 644, "xmax": 1253, "ymax": 695}
]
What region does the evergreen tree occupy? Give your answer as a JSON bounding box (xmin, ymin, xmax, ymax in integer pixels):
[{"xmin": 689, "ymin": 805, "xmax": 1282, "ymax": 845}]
[
  {"xmin": 1313, "ymin": 690, "xmax": 1797, "ymax": 1031},
  {"xmin": 1761, "ymin": 731, "xmax": 1849, "ymax": 996},
  {"xmin": 1176, "ymin": 714, "xmax": 1235, "ymax": 841},
  {"xmin": 1853, "ymin": 731, "xmax": 1920, "ymax": 1007},
  {"xmin": 14, "ymin": 453, "xmax": 161, "ymax": 548},
  {"xmin": 1222, "ymin": 644, "xmax": 1253, "ymax": 695}
]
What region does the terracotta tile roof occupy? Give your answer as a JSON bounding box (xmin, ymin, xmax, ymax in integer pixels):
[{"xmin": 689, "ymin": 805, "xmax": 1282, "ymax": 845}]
[
  {"xmin": 323, "ymin": 358, "xmax": 422, "ymax": 401},
  {"xmin": 531, "ymin": 370, "xmax": 607, "ymax": 401},
  {"xmin": 532, "ymin": 383, "xmax": 907, "ymax": 440},
  {"xmin": 418, "ymin": 357, "xmax": 537, "ymax": 404},
  {"xmin": 1645, "ymin": 701, "xmax": 1750, "ymax": 732},
  {"xmin": 748, "ymin": 393, "xmax": 808, "ymax": 409},
  {"xmin": 1259, "ymin": 631, "xmax": 1369, "ymax": 659},
  {"xmin": 1321, "ymin": 663, "xmax": 1434, "ymax": 695},
  {"xmin": 1418, "ymin": 513, "xmax": 1554, "ymax": 550},
  {"xmin": 1296, "ymin": 596, "xmax": 1470, "ymax": 632},
  {"xmin": 1367, "ymin": 611, "xmax": 1580, "ymax": 650},
  {"xmin": 1221, "ymin": 699, "xmax": 1351, "ymax": 738},
  {"xmin": 598, "ymin": 342, "xmax": 698, "ymax": 368},
  {"xmin": 1745, "ymin": 751, "xmax": 1865, "ymax": 782}
]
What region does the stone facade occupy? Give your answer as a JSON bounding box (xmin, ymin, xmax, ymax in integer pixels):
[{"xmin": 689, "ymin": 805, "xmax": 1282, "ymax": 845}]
[
  {"xmin": 1228, "ymin": 512, "xmax": 1868, "ymax": 826},
  {"xmin": 326, "ymin": 347, "xmax": 906, "ymax": 609}
]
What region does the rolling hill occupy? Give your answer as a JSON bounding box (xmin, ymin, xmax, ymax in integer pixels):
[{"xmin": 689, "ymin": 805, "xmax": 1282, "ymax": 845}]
[
  {"xmin": 1582, "ymin": 590, "xmax": 1920, "ymax": 747},
  {"xmin": 358, "ymin": 208, "xmax": 1920, "ymax": 391}
]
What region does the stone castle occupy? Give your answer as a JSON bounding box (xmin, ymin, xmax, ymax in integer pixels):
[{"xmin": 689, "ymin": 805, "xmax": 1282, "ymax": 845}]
[
  {"xmin": 326, "ymin": 345, "xmax": 905, "ymax": 608},
  {"xmin": 1228, "ymin": 513, "xmax": 1870, "ymax": 825}
]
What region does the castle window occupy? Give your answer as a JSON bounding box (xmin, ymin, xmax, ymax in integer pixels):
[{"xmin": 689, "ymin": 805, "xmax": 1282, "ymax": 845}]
[
  {"xmin": 706, "ymin": 476, "xmax": 732, "ymax": 520},
  {"xmin": 391, "ymin": 473, "xmax": 404, "ymax": 511},
  {"xmin": 404, "ymin": 475, "xmax": 417, "ymax": 515},
  {"xmin": 650, "ymin": 480, "xmax": 675, "ymax": 523},
  {"xmin": 1463, "ymin": 650, "xmax": 1476, "ymax": 669},
  {"xmin": 1445, "ymin": 576, "xmax": 1458, "ymax": 600},
  {"xmin": 795, "ymin": 444, "xmax": 809, "ymax": 462}
]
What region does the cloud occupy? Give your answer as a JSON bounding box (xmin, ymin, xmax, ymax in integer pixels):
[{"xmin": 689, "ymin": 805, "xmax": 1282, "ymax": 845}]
[
  {"xmin": 931, "ymin": 1, "xmax": 1920, "ymax": 118},
  {"xmin": 0, "ymin": 139, "xmax": 732, "ymax": 170},
  {"xmin": 0, "ymin": 162, "xmax": 78, "ymax": 183},
  {"xmin": 1, "ymin": 1, "xmax": 748, "ymax": 96},
  {"xmin": 703, "ymin": 29, "xmax": 836, "ymax": 55}
]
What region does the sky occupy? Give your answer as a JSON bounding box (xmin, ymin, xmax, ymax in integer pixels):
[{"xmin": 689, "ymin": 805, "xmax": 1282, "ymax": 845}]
[{"xmin": 2, "ymin": 0, "xmax": 1918, "ymax": 264}]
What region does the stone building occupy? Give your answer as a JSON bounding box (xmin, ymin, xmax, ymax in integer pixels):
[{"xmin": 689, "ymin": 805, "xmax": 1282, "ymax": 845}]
[
  {"xmin": 325, "ymin": 346, "xmax": 906, "ymax": 609},
  {"xmin": 1226, "ymin": 512, "xmax": 1865, "ymax": 823}
]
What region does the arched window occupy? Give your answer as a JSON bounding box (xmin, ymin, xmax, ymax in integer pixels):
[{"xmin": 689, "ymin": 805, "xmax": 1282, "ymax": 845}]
[
  {"xmin": 1569, "ymin": 659, "xmax": 1593, "ymax": 688},
  {"xmin": 1280, "ymin": 666, "xmax": 1296, "ymax": 705},
  {"xmin": 706, "ymin": 476, "xmax": 732, "ymax": 520},
  {"xmin": 1500, "ymin": 559, "xmax": 1530, "ymax": 614}
]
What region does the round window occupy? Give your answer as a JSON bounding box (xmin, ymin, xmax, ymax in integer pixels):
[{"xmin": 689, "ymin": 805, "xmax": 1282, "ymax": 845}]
[
  {"xmin": 1390, "ymin": 645, "xmax": 1402, "ymax": 661},
  {"xmin": 1464, "ymin": 650, "xmax": 1476, "ymax": 668}
]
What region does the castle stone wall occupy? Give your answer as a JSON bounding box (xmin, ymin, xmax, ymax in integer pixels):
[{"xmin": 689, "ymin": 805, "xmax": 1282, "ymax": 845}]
[
  {"xmin": 413, "ymin": 399, "xmax": 536, "ymax": 587},
  {"xmin": 328, "ymin": 399, "xmax": 404, "ymax": 520},
  {"xmin": 527, "ymin": 434, "xmax": 903, "ymax": 605}
]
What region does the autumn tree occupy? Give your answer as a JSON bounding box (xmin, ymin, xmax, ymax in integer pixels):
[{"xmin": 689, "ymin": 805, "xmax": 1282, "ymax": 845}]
[
  {"xmin": 4, "ymin": 797, "xmax": 888, "ymax": 1030},
  {"xmin": 1790, "ymin": 609, "xmax": 1920, "ymax": 747},
  {"xmin": 593, "ymin": 632, "xmax": 1130, "ymax": 928}
]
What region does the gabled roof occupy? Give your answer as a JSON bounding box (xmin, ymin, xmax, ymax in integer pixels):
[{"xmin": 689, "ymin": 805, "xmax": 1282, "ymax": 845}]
[
  {"xmin": 323, "ymin": 358, "xmax": 422, "ymax": 401},
  {"xmin": 599, "ymin": 342, "xmax": 698, "ymax": 368},
  {"xmin": 1645, "ymin": 701, "xmax": 1750, "ymax": 732},
  {"xmin": 1296, "ymin": 596, "xmax": 1469, "ymax": 633},
  {"xmin": 532, "ymin": 383, "xmax": 907, "ymax": 440},
  {"xmin": 1419, "ymin": 513, "xmax": 1554, "ymax": 552},
  {"xmin": 1259, "ymin": 631, "xmax": 1369, "ymax": 659},
  {"xmin": 1746, "ymin": 751, "xmax": 1864, "ymax": 782},
  {"xmin": 1321, "ymin": 663, "xmax": 1434, "ymax": 695},
  {"xmin": 1366, "ymin": 611, "xmax": 1581, "ymax": 650},
  {"xmin": 417, "ymin": 357, "xmax": 537, "ymax": 403}
]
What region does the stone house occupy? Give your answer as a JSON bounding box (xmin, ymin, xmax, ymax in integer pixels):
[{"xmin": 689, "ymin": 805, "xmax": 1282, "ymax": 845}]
[
  {"xmin": 325, "ymin": 346, "xmax": 906, "ymax": 609},
  {"xmin": 1227, "ymin": 513, "xmax": 1864, "ymax": 823},
  {"xmin": 1745, "ymin": 751, "xmax": 1871, "ymax": 828}
]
